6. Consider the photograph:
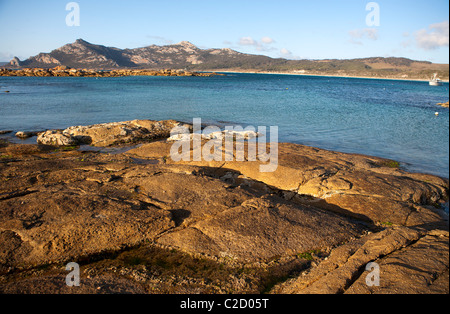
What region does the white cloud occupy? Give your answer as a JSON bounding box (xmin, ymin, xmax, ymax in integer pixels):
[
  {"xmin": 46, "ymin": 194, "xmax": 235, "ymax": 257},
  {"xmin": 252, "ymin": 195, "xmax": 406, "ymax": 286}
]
[
  {"xmin": 237, "ymin": 36, "xmax": 277, "ymax": 52},
  {"xmin": 279, "ymin": 48, "xmax": 302, "ymax": 60},
  {"xmin": 280, "ymin": 48, "xmax": 292, "ymax": 56},
  {"xmin": 146, "ymin": 35, "xmax": 173, "ymax": 45},
  {"xmin": 261, "ymin": 37, "xmax": 275, "ymax": 44},
  {"xmin": 415, "ymin": 21, "xmax": 449, "ymax": 50},
  {"xmin": 349, "ymin": 28, "xmax": 379, "ymax": 42},
  {"xmin": 0, "ymin": 52, "xmax": 14, "ymax": 61},
  {"xmin": 400, "ymin": 40, "xmax": 412, "ymax": 48},
  {"xmin": 239, "ymin": 37, "xmax": 257, "ymax": 46},
  {"xmin": 349, "ymin": 39, "xmax": 363, "ymax": 46}
]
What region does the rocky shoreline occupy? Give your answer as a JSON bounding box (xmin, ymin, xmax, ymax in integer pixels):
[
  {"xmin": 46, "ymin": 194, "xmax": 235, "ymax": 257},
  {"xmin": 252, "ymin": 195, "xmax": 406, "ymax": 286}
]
[
  {"xmin": 0, "ymin": 119, "xmax": 448, "ymax": 294},
  {"xmin": 0, "ymin": 66, "xmax": 223, "ymax": 78}
]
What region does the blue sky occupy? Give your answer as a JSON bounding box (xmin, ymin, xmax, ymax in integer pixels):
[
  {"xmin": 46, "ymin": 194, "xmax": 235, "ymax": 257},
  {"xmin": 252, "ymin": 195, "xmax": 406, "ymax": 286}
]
[{"xmin": 0, "ymin": 0, "xmax": 448, "ymax": 63}]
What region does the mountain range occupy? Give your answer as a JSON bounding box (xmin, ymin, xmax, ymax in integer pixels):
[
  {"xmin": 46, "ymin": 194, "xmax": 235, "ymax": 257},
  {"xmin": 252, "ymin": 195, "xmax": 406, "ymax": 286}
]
[{"xmin": 5, "ymin": 39, "xmax": 449, "ymax": 80}]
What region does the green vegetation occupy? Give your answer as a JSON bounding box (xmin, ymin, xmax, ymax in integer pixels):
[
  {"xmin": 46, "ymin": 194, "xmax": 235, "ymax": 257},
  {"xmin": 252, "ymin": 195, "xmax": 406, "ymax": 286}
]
[
  {"xmin": 82, "ymin": 245, "xmax": 313, "ymax": 294},
  {"xmin": 118, "ymin": 246, "xmax": 238, "ymax": 279},
  {"xmin": 382, "ymin": 160, "xmax": 401, "ymax": 169},
  {"xmin": 297, "ymin": 249, "xmax": 321, "ymax": 261},
  {"xmin": 0, "ymin": 139, "xmax": 8, "ymax": 148},
  {"xmin": 53, "ymin": 145, "xmax": 79, "ymax": 152}
]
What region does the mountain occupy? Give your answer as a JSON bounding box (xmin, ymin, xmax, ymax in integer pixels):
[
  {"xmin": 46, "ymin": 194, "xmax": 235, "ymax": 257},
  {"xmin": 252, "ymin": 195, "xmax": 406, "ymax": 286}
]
[
  {"xmin": 7, "ymin": 39, "xmax": 264, "ymax": 70},
  {"xmin": 6, "ymin": 39, "xmax": 449, "ymax": 80}
]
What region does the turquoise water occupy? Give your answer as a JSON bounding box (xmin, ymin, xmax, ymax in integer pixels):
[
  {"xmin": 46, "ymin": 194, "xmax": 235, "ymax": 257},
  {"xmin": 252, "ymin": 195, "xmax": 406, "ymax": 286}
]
[{"xmin": 0, "ymin": 73, "xmax": 448, "ymax": 178}]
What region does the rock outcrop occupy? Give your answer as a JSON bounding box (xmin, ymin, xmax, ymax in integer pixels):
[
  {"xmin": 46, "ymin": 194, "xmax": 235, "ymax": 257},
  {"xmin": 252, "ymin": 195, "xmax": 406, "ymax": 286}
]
[
  {"xmin": 36, "ymin": 119, "xmax": 190, "ymax": 147},
  {"xmin": 0, "ymin": 67, "xmax": 222, "ymax": 78},
  {"xmin": 0, "ymin": 120, "xmax": 448, "ymax": 294},
  {"xmin": 271, "ymin": 227, "xmax": 449, "ymax": 294},
  {"xmin": 128, "ymin": 141, "xmax": 449, "ymax": 228},
  {"xmin": 9, "ymin": 57, "xmax": 21, "ymax": 67},
  {"xmin": 36, "ymin": 130, "xmax": 79, "ymax": 146}
]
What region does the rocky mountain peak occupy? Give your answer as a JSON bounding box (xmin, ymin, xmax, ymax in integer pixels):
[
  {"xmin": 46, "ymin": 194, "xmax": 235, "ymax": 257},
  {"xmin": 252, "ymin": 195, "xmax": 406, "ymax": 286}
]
[
  {"xmin": 9, "ymin": 56, "xmax": 21, "ymax": 67},
  {"xmin": 175, "ymin": 41, "xmax": 198, "ymax": 49},
  {"xmin": 75, "ymin": 38, "xmax": 90, "ymax": 45}
]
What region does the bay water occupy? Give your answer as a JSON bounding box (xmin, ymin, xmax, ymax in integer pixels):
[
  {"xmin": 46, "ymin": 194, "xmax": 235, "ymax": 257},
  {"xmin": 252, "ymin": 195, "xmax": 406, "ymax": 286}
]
[{"xmin": 0, "ymin": 73, "xmax": 448, "ymax": 178}]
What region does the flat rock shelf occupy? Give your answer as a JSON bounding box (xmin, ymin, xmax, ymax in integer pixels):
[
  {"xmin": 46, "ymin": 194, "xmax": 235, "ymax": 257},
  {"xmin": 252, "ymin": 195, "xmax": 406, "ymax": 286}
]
[{"xmin": 0, "ymin": 119, "xmax": 448, "ymax": 294}]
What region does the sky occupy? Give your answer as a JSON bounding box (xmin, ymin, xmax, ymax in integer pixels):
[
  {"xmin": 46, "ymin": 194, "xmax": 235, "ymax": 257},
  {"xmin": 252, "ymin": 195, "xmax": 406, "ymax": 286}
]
[{"xmin": 0, "ymin": 0, "xmax": 448, "ymax": 63}]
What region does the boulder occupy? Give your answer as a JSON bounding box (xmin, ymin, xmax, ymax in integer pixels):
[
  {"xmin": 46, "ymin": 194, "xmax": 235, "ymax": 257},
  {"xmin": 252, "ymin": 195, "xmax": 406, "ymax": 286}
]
[
  {"xmin": 53, "ymin": 66, "xmax": 70, "ymax": 71},
  {"xmin": 37, "ymin": 130, "xmax": 78, "ymax": 146},
  {"xmin": 15, "ymin": 131, "xmax": 39, "ymax": 139}
]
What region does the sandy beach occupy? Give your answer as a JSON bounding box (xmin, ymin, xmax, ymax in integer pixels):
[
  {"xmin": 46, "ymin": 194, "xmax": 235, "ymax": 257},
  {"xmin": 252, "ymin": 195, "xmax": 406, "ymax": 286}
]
[{"xmin": 210, "ymin": 69, "xmax": 450, "ymax": 83}]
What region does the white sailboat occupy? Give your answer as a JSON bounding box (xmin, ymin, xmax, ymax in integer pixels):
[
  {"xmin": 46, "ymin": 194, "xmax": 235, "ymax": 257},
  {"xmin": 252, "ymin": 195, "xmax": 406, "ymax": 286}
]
[{"xmin": 429, "ymin": 73, "xmax": 443, "ymax": 86}]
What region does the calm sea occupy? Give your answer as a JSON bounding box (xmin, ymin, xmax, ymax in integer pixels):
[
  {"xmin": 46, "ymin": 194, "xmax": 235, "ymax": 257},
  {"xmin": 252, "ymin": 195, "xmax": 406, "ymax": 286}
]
[{"xmin": 0, "ymin": 73, "xmax": 448, "ymax": 178}]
